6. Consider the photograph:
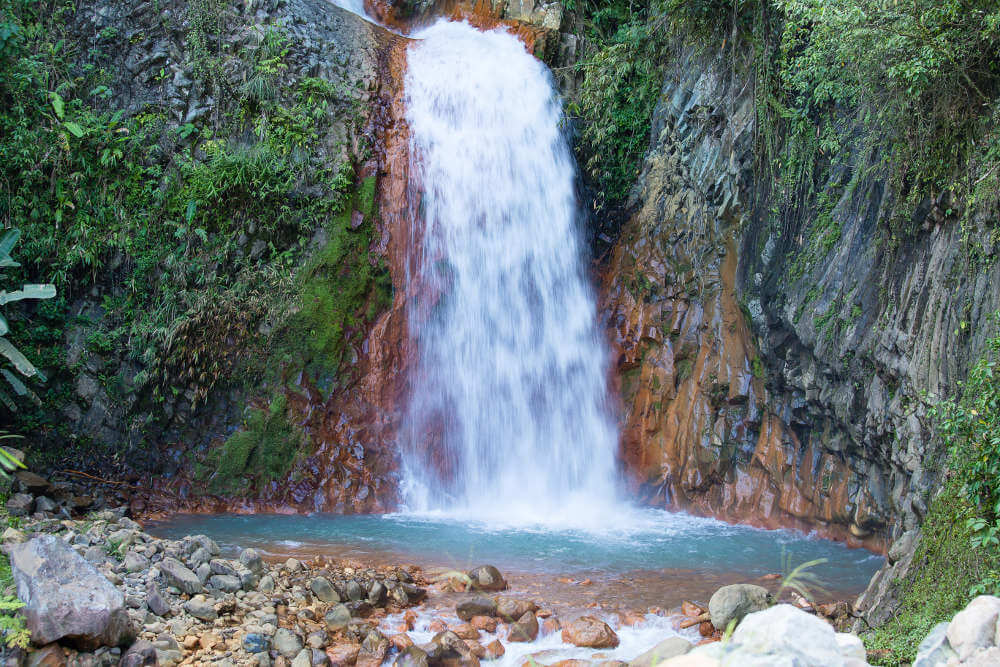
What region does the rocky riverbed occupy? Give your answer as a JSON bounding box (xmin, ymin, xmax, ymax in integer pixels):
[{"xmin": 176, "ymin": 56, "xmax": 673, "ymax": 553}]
[
  {"xmin": 0, "ymin": 497, "xmax": 881, "ymax": 667},
  {"xmin": 0, "ymin": 472, "xmax": 901, "ymax": 666}
]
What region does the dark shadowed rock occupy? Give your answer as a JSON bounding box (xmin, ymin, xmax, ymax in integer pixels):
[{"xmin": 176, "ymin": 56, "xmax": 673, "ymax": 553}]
[
  {"xmin": 9, "ymin": 535, "xmax": 134, "ymax": 649},
  {"xmin": 6, "ymin": 493, "xmax": 34, "ymax": 517},
  {"xmin": 121, "ymin": 640, "xmax": 157, "ymax": 666},
  {"xmin": 457, "ymin": 597, "xmax": 497, "ymax": 621}
]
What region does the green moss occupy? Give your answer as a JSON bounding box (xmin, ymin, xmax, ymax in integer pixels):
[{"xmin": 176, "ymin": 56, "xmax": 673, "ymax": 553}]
[
  {"xmin": 273, "ymin": 179, "xmax": 393, "ymax": 392},
  {"xmin": 676, "ymin": 357, "xmax": 693, "ymax": 381},
  {"xmin": 864, "ymin": 482, "xmax": 998, "ymax": 665},
  {"xmin": 204, "ymin": 394, "xmax": 301, "ymax": 495},
  {"xmin": 357, "ymin": 174, "xmax": 377, "ymax": 221}
]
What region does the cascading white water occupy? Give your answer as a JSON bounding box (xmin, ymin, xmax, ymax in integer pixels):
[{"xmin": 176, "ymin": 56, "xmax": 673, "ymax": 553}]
[{"xmin": 402, "ymin": 20, "xmax": 620, "ymax": 524}]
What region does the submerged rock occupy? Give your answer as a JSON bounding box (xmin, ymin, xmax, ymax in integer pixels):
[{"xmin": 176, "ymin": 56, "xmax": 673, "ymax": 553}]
[
  {"xmin": 707, "ymin": 583, "xmax": 772, "ymax": 629},
  {"xmin": 457, "ymin": 597, "xmax": 497, "ymax": 621},
  {"xmin": 9, "ymin": 535, "xmax": 135, "ymax": 649}
]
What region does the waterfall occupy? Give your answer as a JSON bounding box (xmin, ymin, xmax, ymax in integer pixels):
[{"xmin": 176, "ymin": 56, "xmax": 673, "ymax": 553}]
[{"xmin": 401, "ymin": 20, "xmax": 620, "ymax": 524}]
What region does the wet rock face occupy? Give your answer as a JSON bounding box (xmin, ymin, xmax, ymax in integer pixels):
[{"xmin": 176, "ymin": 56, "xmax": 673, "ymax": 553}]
[
  {"xmin": 605, "ymin": 33, "xmax": 1000, "ymax": 625},
  {"xmin": 602, "ymin": 42, "xmax": 874, "ymax": 545}
]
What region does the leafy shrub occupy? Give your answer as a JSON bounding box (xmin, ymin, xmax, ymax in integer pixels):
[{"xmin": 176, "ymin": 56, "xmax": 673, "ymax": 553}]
[
  {"xmin": 571, "ymin": 1, "xmax": 670, "ymax": 211},
  {"xmin": 864, "ymin": 483, "xmax": 997, "ymax": 665},
  {"xmin": 932, "ymin": 320, "xmax": 1000, "ymax": 558}
]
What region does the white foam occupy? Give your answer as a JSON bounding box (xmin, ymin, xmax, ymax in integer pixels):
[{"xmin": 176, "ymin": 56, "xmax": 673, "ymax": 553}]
[{"xmin": 379, "ymin": 606, "xmax": 701, "ymax": 666}]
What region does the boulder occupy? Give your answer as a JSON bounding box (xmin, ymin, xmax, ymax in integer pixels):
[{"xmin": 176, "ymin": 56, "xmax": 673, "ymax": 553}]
[
  {"xmin": 690, "ymin": 603, "xmax": 854, "ymax": 665},
  {"xmin": 946, "ymin": 595, "xmax": 1000, "ymax": 661},
  {"xmin": 9, "ymin": 535, "xmax": 134, "ymax": 649},
  {"xmin": 467, "ymin": 565, "xmax": 507, "ymax": 591},
  {"xmin": 561, "ymin": 616, "xmax": 619, "ymax": 648},
  {"xmin": 707, "ymin": 584, "xmax": 772, "ymax": 629},
  {"xmin": 457, "ymin": 597, "xmax": 497, "ymax": 621},
  {"xmin": 629, "ymin": 637, "xmax": 693, "ymax": 667},
  {"xmin": 159, "ymin": 557, "xmax": 202, "ymax": 594}
]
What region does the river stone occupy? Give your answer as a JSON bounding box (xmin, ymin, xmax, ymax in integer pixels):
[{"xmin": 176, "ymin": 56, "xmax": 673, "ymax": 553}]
[
  {"xmin": 291, "ymin": 649, "xmax": 311, "ymax": 667},
  {"xmin": 708, "ymin": 584, "xmax": 772, "ymax": 629},
  {"xmin": 946, "ymin": 595, "xmax": 1000, "ymax": 660},
  {"xmin": 121, "ymin": 639, "xmax": 157, "ymax": 667},
  {"xmin": 1, "ymin": 527, "xmax": 26, "ymax": 544},
  {"xmin": 311, "ymin": 576, "xmax": 340, "ymax": 603},
  {"xmin": 209, "ymin": 559, "xmax": 238, "ymax": 577},
  {"xmin": 914, "ymin": 622, "xmax": 957, "ymax": 667},
  {"xmin": 188, "ymin": 547, "xmax": 212, "ymax": 568},
  {"xmin": 561, "ymin": 616, "xmax": 619, "ymax": 648},
  {"xmin": 258, "ymin": 574, "xmax": 275, "ymax": 594},
  {"xmin": 274, "ymin": 628, "xmax": 303, "ymax": 658},
  {"xmin": 6, "ymin": 493, "xmax": 33, "ymax": 517},
  {"xmin": 146, "ymin": 585, "xmax": 170, "ymax": 617},
  {"xmin": 359, "ymin": 629, "xmax": 390, "ymax": 667},
  {"xmin": 239, "ymin": 548, "xmax": 265, "ymax": 575},
  {"xmin": 124, "ymin": 551, "xmax": 149, "ymax": 573},
  {"xmin": 457, "ymin": 597, "xmax": 497, "ymax": 621},
  {"xmin": 243, "ymin": 632, "xmax": 270, "ymax": 654},
  {"xmin": 629, "ymin": 637, "xmax": 693, "ymax": 667},
  {"xmin": 182, "ymin": 595, "xmax": 217, "ymax": 621},
  {"xmin": 159, "ymin": 557, "xmax": 202, "ymax": 594},
  {"xmin": 325, "ymin": 603, "xmax": 353, "ymax": 630},
  {"xmin": 508, "ymin": 611, "xmax": 539, "ymax": 642},
  {"xmin": 496, "ymin": 597, "xmax": 538, "ymax": 621},
  {"xmin": 9, "ymin": 534, "xmax": 135, "ymax": 649},
  {"xmin": 395, "ymin": 645, "xmax": 429, "ymax": 667},
  {"xmin": 346, "ymin": 578, "xmax": 366, "ymax": 601},
  {"xmin": 34, "ymin": 496, "xmax": 57, "ymax": 513},
  {"xmin": 467, "ymin": 565, "xmax": 507, "ymax": 591},
  {"xmin": 209, "ymin": 574, "xmax": 241, "ymax": 592}
]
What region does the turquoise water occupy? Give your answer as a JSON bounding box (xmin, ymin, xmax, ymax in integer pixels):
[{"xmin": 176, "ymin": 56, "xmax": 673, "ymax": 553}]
[{"xmin": 147, "ymin": 509, "xmax": 882, "ymax": 594}]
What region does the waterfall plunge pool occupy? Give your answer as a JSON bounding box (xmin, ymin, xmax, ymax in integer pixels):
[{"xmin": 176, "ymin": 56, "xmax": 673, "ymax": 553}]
[{"xmin": 147, "ymin": 508, "xmax": 883, "ymax": 611}]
